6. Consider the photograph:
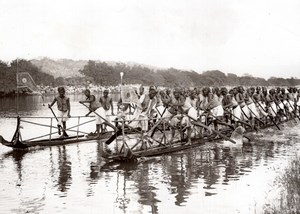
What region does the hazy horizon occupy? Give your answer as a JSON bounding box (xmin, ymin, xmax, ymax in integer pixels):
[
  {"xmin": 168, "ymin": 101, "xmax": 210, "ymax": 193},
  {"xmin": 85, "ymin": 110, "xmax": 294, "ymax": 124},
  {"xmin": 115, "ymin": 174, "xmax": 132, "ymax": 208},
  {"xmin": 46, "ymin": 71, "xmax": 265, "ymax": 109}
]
[{"xmin": 1, "ymin": 0, "xmax": 300, "ymax": 79}]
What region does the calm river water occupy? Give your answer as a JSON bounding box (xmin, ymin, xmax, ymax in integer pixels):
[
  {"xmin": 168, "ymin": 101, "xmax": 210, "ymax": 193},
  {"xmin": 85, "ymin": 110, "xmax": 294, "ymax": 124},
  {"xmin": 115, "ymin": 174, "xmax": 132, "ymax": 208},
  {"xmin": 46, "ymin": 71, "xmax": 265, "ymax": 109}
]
[{"xmin": 0, "ymin": 95, "xmax": 300, "ymax": 214}]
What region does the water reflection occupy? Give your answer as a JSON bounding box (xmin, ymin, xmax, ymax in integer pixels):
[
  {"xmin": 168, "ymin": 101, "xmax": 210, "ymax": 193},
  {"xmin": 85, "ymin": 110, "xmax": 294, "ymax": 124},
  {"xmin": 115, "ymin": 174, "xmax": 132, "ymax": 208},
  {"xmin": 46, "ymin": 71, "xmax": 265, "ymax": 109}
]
[
  {"xmin": 135, "ymin": 162, "xmax": 160, "ymax": 213},
  {"xmin": 107, "ymin": 136, "xmax": 298, "ymax": 212},
  {"xmin": 57, "ymin": 146, "xmax": 72, "ymax": 194},
  {"xmin": 3, "ymin": 150, "xmax": 28, "ymax": 186},
  {"xmin": 87, "ymin": 142, "xmax": 104, "ymax": 197}
]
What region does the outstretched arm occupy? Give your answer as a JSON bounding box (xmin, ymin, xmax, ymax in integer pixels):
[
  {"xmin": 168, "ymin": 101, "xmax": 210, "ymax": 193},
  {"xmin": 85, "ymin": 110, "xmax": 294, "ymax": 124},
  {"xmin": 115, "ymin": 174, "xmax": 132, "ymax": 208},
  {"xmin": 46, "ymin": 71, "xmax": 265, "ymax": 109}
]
[
  {"xmin": 110, "ymin": 98, "xmax": 114, "ymax": 115},
  {"xmin": 67, "ymin": 98, "xmax": 71, "ymax": 117},
  {"xmin": 49, "ymin": 97, "xmax": 57, "ymax": 108},
  {"xmin": 79, "ymin": 95, "xmax": 95, "ymax": 104}
]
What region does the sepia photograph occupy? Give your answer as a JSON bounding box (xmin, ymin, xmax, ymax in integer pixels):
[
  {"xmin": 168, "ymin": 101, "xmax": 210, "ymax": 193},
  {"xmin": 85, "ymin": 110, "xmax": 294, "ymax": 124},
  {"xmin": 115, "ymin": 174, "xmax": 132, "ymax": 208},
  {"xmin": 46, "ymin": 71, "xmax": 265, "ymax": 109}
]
[{"xmin": 0, "ymin": 0, "xmax": 300, "ymax": 213}]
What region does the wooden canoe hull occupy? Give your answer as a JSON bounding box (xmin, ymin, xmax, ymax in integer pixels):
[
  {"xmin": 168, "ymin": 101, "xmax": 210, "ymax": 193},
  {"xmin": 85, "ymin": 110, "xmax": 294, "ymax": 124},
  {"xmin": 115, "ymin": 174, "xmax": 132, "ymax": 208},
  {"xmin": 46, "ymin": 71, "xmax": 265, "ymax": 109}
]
[
  {"xmin": 0, "ymin": 133, "xmax": 113, "ymax": 149},
  {"xmin": 106, "ymin": 133, "xmax": 227, "ymax": 161},
  {"xmin": 105, "ymin": 119, "xmax": 287, "ymax": 161}
]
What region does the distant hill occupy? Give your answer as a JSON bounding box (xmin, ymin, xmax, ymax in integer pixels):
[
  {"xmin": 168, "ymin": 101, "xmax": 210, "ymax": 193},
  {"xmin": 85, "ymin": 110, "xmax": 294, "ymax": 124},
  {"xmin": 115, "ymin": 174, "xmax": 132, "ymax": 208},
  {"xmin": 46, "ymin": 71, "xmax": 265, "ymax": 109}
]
[
  {"xmin": 30, "ymin": 57, "xmax": 87, "ymax": 78},
  {"xmin": 30, "ymin": 57, "xmax": 165, "ymax": 78},
  {"xmin": 28, "ymin": 57, "xmax": 300, "ymax": 87}
]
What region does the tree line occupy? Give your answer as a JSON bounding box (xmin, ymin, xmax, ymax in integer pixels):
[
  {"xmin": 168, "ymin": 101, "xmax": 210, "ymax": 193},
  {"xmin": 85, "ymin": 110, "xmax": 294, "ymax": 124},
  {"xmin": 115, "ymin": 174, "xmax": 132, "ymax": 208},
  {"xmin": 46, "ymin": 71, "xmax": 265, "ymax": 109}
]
[
  {"xmin": 80, "ymin": 60, "xmax": 300, "ymax": 87},
  {"xmin": 0, "ymin": 59, "xmax": 299, "ymax": 96},
  {"xmin": 0, "ymin": 59, "xmax": 57, "ymax": 95}
]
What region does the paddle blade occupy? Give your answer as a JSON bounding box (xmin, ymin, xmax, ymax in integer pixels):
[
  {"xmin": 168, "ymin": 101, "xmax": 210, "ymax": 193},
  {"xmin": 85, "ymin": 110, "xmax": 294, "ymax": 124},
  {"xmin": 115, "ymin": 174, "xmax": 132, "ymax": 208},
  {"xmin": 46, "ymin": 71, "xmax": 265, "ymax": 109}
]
[
  {"xmin": 105, "ymin": 129, "xmax": 122, "ymax": 145},
  {"xmin": 57, "ymin": 125, "xmax": 62, "ymax": 135}
]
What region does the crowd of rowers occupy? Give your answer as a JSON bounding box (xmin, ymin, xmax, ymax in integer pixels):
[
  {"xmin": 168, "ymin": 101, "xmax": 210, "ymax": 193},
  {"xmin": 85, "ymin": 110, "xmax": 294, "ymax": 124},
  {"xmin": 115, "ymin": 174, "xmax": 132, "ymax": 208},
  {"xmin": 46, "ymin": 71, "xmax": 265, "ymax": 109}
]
[
  {"xmin": 49, "ymin": 86, "xmax": 300, "ymax": 143},
  {"xmin": 115, "ymin": 85, "xmax": 300, "ymax": 144}
]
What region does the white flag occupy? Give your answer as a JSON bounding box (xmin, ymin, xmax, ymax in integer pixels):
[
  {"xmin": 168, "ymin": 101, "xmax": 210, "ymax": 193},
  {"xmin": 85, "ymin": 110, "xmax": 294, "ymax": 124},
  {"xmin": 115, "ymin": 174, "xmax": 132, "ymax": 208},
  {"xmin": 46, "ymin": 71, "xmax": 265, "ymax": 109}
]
[{"xmin": 121, "ymin": 86, "xmax": 139, "ymax": 105}]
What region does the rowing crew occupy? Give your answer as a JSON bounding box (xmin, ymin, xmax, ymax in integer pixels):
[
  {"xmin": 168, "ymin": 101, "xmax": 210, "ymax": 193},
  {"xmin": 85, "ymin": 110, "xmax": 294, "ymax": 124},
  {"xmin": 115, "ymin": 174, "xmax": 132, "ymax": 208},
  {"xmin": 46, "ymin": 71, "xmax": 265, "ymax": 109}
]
[
  {"xmin": 116, "ymin": 85, "xmax": 300, "ymax": 143},
  {"xmin": 48, "ymin": 85, "xmax": 300, "ymax": 141},
  {"xmin": 48, "ymin": 87, "xmax": 116, "ymax": 138}
]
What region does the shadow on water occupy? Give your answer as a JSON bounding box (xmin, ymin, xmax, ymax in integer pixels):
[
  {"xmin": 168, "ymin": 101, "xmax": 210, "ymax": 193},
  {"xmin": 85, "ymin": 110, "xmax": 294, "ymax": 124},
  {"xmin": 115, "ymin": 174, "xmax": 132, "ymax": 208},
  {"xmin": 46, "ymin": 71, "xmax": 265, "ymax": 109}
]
[
  {"xmin": 2, "ymin": 149, "xmax": 30, "ymax": 185},
  {"xmin": 56, "ymin": 146, "xmax": 72, "ymax": 195},
  {"xmin": 86, "ymin": 141, "xmax": 108, "ymax": 197}
]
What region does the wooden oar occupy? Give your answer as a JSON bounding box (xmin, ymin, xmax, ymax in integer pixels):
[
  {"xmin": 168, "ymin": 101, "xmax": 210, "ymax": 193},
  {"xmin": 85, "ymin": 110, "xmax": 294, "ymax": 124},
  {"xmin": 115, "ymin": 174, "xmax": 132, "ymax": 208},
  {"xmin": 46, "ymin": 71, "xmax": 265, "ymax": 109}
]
[
  {"xmin": 246, "ymin": 103, "xmax": 265, "ymax": 124},
  {"xmin": 105, "ymin": 129, "xmax": 123, "ymax": 145},
  {"xmin": 223, "ymin": 108, "xmax": 253, "ymax": 129},
  {"xmin": 48, "ymin": 104, "xmax": 61, "ymax": 135},
  {"xmin": 79, "ymin": 102, "xmax": 119, "ymax": 145},
  {"xmin": 80, "ymin": 102, "xmax": 117, "ymax": 129},
  {"xmin": 277, "ymin": 100, "xmax": 297, "ymax": 123},
  {"xmin": 107, "ymin": 107, "xmax": 169, "ymax": 146},
  {"xmin": 270, "ymin": 101, "xmax": 282, "ymax": 118},
  {"xmin": 286, "ymin": 99, "xmax": 300, "ymax": 121},
  {"xmin": 183, "ymin": 113, "xmax": 236, "ymax": 144},
  {"xmin": 150, "ymin": 107, "xmax": 168, "ymax": 137},
  {"xmin": 240, "ymin": 105, "xmax": 251, "ymax": 121},
  {"xmin": 240, "ymin": 105, "xmax": 259, "ymax": 131},
  {"xmin": 254, "ymin": 100, "xmax": 280, "ymax": 130},
  {"xmin": 204, "ymin": 109, "xmax": 234, "ymax": 130}
]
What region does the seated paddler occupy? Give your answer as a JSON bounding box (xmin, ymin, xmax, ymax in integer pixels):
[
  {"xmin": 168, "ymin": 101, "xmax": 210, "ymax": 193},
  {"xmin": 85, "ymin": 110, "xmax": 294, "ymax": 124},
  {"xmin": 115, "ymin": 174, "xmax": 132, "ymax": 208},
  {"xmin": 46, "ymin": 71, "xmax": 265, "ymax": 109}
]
[
  {"xmin": 129, "ymin": 87, "xmax": 158, "ymax": 132},
  {"xmin": 169, "ymin": 87, "xmax": 197, "ymax": 145}
]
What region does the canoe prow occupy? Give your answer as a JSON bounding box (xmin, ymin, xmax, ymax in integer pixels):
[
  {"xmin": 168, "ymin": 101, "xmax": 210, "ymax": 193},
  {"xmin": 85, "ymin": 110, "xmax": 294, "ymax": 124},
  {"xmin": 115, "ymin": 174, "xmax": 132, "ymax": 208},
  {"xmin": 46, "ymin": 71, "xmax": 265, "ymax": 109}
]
[
  {"xmin": 0, "ymin": 135, "xmax": 10, "ymax": 146},
  {"xmin": 0, "ymin": 135, "xmax": 29, "ymax": 149}
]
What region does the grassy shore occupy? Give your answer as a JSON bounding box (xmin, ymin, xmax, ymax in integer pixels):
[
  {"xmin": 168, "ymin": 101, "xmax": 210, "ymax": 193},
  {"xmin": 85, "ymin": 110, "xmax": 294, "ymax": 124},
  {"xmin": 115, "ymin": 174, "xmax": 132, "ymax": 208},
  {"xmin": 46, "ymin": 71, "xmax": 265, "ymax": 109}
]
[{"xmin": 263, "ymin": 155, "xmax": 300, "ymax": 214}]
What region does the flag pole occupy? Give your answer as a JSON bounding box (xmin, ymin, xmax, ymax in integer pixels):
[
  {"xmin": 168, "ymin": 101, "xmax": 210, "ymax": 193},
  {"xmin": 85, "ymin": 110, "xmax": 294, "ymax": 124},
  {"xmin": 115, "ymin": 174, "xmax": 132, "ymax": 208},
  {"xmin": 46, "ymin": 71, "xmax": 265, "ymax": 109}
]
[
  {"xmin": 120, "ymin": 71, "xmax": 124, "ymax": 108},
  {"xmin": 16, "ymin": 58, "xmax": 19, "ymax": 115}
]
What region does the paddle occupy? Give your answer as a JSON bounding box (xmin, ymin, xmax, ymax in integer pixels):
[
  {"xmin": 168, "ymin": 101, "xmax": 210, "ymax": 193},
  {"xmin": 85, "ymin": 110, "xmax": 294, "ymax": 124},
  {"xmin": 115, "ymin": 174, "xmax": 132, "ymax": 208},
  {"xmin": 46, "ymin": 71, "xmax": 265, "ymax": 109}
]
[
  {"xmin": 105, "ymin": 128, "xmax": 123, "ymax": 145},
  {"xmin": 286, "ymin": 99, "xmax": 300, "ymax": 121},
  {"xmin": 254, "ymin": 100, "xmax": 280, "ymax": 130},
  {"xmin": 223, "ymin": 108, "xmax": 253, "ymax": 129},
  {"xmin": 276, "ymin": 100, "xmax": 297, "ymax": 123},
  {"xmin": 240, "ymin": 105, "xmax": 251, "ymax": 121},
  {"xmin": 150, "ymin": 107, "xmax": 168, "ymax": 137},
  {"xmin": 204, "ymin": 108, "xmax": 234, "ymax": 130},
  {"xmin": 79, "ymin": 102, "xmax": 120, "ymax": 145},
  {"xmin": 183, "ymin": 112, "xmax": 236, "ymax": 144},
  {"xmin": 48, "ymin": 104, "xmax": 61, "ymax": 135},
  {"xmin": 240, "ymin": 105, "xmax": 259, "ymax": 131},
  {"xmin": 246, "ymin": 104, "xmax": 265, "ymax": 125}
]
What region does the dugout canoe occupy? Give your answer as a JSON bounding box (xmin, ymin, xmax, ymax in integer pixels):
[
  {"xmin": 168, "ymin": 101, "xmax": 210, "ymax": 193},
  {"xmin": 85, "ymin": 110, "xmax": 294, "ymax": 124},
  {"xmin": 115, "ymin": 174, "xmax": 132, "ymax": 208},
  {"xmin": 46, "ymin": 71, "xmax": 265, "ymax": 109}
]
[
  {"xmin": 0, "ymin": 115, "xmax": 118, "ymax": 149},
  {"xmin": 0, "ymin": 133, "xmax": 114, "ymax": 149}
]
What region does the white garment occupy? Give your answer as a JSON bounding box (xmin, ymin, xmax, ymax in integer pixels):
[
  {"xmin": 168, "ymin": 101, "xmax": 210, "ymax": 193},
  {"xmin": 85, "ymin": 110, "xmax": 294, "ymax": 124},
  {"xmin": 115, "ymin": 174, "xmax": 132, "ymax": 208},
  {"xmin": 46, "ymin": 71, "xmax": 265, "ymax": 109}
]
[
  {"xmin": 268, "ymin": 103, "xmax": 277, "ymax": 117},
  {"xmin": 57, "ymin": 110, "xmax": 69, "ymax": 125},
  {"xmin": 247, "ymin": 103, "xmax": 259, "ymax": 118},
  {"xmin": 94, "ymin": 107, "xmax": 107, "ymax": 125},
  {"xmin": 241, "ymin": 105, "xmax": 250, "ymax": 121},
  {"xmin": 232, "ymin": 106, "xmax": 242, "ymax": 121},
  {"xmin": 257, "ymin": 102, "xmax": 268, "ymax": 117},
  {"xmin": 211, "ymin": 105, "xmax": 224, "ymax": 118}
]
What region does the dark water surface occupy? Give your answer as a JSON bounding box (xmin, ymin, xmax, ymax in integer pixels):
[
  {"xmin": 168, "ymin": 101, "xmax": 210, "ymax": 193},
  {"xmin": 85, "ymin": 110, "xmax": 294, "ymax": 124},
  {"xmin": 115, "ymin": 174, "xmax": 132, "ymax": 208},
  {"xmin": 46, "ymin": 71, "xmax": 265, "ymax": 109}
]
[{"xmin": 0, "ymin": 95, "xmax": 300, "ymax": 213}]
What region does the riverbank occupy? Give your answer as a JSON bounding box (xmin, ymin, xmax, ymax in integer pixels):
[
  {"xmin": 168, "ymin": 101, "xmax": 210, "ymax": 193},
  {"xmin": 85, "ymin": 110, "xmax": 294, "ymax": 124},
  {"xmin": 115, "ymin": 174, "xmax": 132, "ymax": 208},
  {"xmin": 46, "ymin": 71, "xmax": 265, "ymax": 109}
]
[{"xmin": 263, "ymin": 155, "xmax": 300, "ymax": 213}]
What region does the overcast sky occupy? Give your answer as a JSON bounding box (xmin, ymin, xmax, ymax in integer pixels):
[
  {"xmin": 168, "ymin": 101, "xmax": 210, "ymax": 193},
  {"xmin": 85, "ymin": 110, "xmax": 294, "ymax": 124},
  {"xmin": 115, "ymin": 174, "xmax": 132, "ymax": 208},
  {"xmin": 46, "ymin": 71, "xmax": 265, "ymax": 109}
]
[{"xmin": 1, "ymin": 0, "xmax": 300, "ymax": 79}]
